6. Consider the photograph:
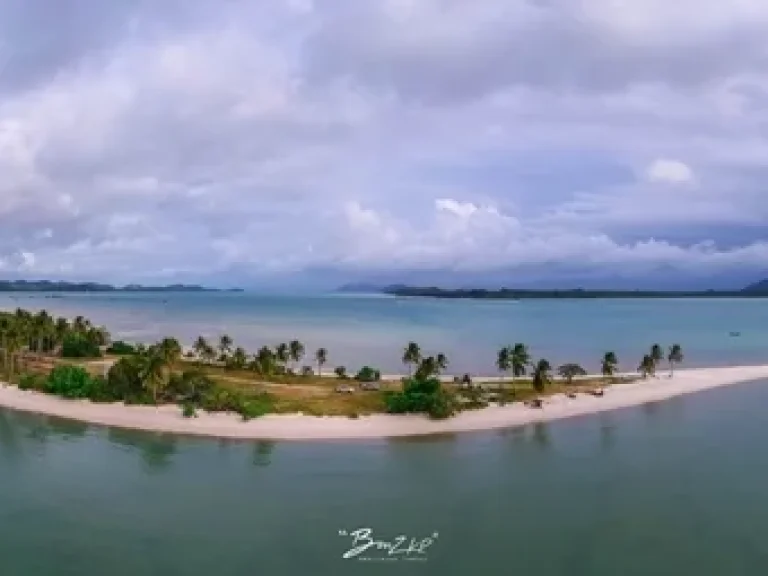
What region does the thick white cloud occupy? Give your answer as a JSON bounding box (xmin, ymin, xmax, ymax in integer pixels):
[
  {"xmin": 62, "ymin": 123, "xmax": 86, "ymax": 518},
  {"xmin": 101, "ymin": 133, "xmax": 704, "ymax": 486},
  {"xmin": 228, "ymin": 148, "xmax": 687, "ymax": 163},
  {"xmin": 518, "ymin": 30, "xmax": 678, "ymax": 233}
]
[{"xmin": 1, "ymin": 0, "xmax": 767, "ymax": 285}]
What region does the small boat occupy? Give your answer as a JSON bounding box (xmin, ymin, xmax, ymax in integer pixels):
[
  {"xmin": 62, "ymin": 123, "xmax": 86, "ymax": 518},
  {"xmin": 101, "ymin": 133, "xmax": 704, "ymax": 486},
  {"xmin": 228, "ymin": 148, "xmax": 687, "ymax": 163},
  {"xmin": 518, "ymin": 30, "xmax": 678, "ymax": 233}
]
[{"xmin": 729, "ymin": 331, "xmax": 741, "ymax": 337}]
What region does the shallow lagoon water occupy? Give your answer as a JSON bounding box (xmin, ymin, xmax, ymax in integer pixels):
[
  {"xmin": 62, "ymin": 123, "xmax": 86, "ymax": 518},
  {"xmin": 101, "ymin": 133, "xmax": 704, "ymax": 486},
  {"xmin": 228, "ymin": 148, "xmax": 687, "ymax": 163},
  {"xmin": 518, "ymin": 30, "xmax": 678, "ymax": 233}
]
[{"xmin": 2, "ymin": 378, "xmax": 767, "ymax": 575}]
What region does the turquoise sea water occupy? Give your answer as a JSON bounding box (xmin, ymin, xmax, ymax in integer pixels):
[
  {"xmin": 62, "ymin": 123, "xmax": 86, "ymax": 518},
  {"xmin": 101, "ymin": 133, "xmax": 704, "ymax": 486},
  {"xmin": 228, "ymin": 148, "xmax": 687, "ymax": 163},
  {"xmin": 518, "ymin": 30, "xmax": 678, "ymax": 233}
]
[
  {"xmin": 2, "ymin": 379, "xmax": 768, "ymax": 575},
  {"xmin": 1, "ymin": 292, "xmax": 767, "ymax": 373}
]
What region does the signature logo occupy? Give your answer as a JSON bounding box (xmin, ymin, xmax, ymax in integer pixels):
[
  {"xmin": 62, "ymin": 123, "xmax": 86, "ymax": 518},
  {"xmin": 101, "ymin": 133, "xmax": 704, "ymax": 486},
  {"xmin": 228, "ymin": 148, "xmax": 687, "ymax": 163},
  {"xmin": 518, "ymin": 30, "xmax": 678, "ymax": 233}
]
[{"xmin": 338, "ymin": 528, "xmax": 438, "ymax": 562}]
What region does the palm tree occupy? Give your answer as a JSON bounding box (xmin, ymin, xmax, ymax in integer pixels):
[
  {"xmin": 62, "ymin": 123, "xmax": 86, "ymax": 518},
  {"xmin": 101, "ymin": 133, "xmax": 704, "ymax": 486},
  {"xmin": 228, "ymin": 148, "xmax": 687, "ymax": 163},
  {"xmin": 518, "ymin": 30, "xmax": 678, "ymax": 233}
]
[
  {"xmin": 73, "ymin": 315, "xmax": 87, "ymax": 333},
  {"xmin": 218, "ymin": 334, "xmax": 233, "ymax": 360},
  {"xmin": 402, "ymin": 342, "xmax": 421, "ymax": 376},
  {"xmin": 158, "ymin": 337, "xmax": 182, "ymax": 368},
  {"xmin": 54, "ymin": 317, "xmax": 70, "ymax": 352},
  {"xmin": 668, "ymin": 344, "xmax": 683, "ymax": 377},
  {"xmin": 650, "ymin": 344, "xmax": 663, "ymax": 376},
  {"xmin": 32, "ymin": 310, "xmax": 52, "ymax": 354},
  {"xmin": 436, "ymin": 353, "xmax": 448, "ymax": 374},
  {"xmin": 638, "ymin": 354, "xmax": 655, "ymax": 379},
  {"xmin": 193, "ymin": 335, "xmax": 209, "ymax": 361},
  {"xmin": 3, "ymin": 324, "xmax": 23, "ymax": 378},
  {"xmin": 275, "ymin": 343, "xmax": 289, "ymax": 371},
  {"xmin": 288, "ymin": 340, "xmax": 305, "ymax": 372},
  {"xmin": 202, "ymin": 344, "xmax": 216, "ymax": 365},
  {"xmin": 532, "ymin": 359, "xmax": 552, "ymax": 393},
  {"xmin": 496, "ymin": 346, "xmax": 512, "ymax": 391},
  {"xmin": 315, "ymin": 347, "xmax": 328, "ymax": 376},
  {"xmin": 87, "ymin": 326, "xmax": 110, "ymax": 348},
  {"xmin": 141, "ymin": 348, "xmax": 168, "ymax": 403},
  {"xmin": 415, "ymin": 356, "xmax": 439, "ymax": 379},
  {"xmin": 255, "ymin": 346, "xmax": 276, "ymax": 376},
  {"xmin": 0, "ymin": 317, "xmax": 10, "ymax": 373},
  {"xmin": 511, "ymin": 343, "xmax": 530, "ymax": 380},
  {"xmin": 558, "ymin": 363, "xmax": 587, "ymax": 385},
  {"xmin": 231, "ymin": 346, "xmax": 248, "ymax": 369},
  {"xmin": 601, "ymin": 351, "xmax": 618, "ymax": 381}
]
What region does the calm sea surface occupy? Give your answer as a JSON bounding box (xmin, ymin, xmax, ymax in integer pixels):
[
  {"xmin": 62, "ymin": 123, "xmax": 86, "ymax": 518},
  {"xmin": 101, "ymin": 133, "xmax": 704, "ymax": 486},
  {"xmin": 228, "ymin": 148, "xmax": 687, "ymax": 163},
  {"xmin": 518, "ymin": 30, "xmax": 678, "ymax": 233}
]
[
  {"xmin": 1, "ymin": 292, "xmax": 767, "ymax": 373},
  {"xmin": 2, "ymin": 379, "xmax": 768, "ymax": 575}
]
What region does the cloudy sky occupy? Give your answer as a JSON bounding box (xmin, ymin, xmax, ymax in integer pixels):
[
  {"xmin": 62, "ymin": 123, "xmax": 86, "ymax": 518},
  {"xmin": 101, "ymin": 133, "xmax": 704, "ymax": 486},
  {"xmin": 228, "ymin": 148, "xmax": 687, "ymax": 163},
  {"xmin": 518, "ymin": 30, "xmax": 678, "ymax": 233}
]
[{"xmin": 1, "ymin": 0, "xmax": 767, "ymax": 289}]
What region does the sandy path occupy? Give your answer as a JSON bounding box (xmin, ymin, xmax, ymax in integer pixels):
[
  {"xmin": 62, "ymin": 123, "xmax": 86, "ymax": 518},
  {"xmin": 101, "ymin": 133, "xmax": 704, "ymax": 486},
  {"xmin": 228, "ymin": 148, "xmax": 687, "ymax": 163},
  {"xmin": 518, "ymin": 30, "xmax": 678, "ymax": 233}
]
[{"xmin": 1, "ymin": 365, "xmax": 766, "ymax": 441}]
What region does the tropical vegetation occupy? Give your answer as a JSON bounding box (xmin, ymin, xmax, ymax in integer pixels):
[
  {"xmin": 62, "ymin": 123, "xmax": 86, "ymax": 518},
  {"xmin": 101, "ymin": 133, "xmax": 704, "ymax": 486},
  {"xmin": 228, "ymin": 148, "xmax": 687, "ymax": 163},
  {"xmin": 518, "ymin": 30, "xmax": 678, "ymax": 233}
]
[{"xmin": 0, "ymin": 307, "xmax": 685, "ymax": 421}]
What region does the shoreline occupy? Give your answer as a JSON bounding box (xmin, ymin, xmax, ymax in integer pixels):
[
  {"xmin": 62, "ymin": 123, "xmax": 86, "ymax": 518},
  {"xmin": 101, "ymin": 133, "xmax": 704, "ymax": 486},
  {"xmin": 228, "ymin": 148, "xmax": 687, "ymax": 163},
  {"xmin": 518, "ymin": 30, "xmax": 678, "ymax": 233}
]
[{"xmin": 2, "ymin": 365, "xmax": 767, "ymax": 440}]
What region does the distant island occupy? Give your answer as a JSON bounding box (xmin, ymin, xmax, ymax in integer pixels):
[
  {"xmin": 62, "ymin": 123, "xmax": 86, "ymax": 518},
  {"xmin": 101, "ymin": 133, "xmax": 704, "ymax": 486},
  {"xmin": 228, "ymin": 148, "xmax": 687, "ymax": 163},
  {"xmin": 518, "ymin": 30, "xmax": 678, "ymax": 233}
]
[
  {"xmin": 0, "ymin": 280, "xmax": 243, "ymax": 293},
  {"xmin": 334, "ymin": 280, "xmax": 768, "ymax": 299}
]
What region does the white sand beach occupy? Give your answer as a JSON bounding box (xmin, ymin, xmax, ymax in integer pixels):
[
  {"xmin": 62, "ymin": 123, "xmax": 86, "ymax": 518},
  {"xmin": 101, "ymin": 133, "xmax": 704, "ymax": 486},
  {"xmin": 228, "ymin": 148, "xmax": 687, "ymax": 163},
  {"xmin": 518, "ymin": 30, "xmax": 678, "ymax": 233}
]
[{"xmin": 1, "ymin": 365, "xmax": 767, "ymax": 440}]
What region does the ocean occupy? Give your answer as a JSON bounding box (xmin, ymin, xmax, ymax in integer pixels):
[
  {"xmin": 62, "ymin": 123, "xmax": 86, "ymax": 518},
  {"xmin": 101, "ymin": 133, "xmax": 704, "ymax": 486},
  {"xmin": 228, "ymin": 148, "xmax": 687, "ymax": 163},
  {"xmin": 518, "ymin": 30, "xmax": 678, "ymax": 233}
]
[
  {"xmin": 2, "ymin": 378, "xmax": 768, "ymax": 575},
  {"xmin": 1, "ymin": 292, "xmax": 767, "ymax": 374}
]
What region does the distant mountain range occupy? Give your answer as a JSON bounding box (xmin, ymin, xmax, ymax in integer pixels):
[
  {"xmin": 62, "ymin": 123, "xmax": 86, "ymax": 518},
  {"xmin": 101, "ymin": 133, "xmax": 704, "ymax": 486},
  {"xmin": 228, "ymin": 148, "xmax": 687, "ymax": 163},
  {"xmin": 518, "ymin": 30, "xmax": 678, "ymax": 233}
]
[
  {"xmin": 0, "ymin": 280, "xmax": 243, "ymax": 293},
  {"xmin": 743, "ymin": 278, "xmax": 768, "ymax": 293},
  {"xmin": 337, "ymin": 279, "xmax": 768, "ymax": 299}
]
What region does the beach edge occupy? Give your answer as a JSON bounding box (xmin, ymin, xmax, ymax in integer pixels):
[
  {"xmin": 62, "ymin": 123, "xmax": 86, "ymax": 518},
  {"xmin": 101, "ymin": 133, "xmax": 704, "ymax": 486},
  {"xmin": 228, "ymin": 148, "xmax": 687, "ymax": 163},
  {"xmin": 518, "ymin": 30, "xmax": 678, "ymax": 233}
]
[{"xmin": 1, "ymin": 365, "xmax": 766, "ymax": 441}]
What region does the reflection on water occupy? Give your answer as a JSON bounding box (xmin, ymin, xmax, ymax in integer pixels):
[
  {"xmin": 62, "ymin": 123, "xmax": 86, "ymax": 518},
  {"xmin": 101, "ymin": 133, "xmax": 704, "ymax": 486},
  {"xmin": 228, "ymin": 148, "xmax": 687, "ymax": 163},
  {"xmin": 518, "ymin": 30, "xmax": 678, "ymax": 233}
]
[
  {"xmin": 532, "ymin": 422, "xmax": 550, "ymax": 449},
  {"xmin": 45, "ymin": 415, "xmax": 89, "ymax": 439},
  {"xmin": 107, "ymin": 427, "xmax": 178, "ymax": 471},
  {"xmin": 599, "ymin": 415, "xmax": 616, "ymax": 452},
  {"xmin": 0, "ymin": 409, "xmax": 21, "ymax": 462},
  {"xmin": 252, "ymin": 441, "xmax": 275, "ymax": 467}
]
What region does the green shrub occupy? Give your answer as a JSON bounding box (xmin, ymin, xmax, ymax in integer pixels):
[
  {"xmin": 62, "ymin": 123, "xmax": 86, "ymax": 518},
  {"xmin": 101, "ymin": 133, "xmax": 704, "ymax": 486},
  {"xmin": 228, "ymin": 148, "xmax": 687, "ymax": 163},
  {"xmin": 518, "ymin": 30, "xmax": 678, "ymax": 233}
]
[
  {"xmin": 106, "ymin": 357, "xmax": 145, "ymax": 400},
  {"xmin": 61, "ymin": 334, "xmax": 102, "ymax": 359},
  {"xmin": 384, "ymin": 376, "xmax": 456, "ymax": 420},
  {"xmin": 45, "ymin": 365, "xmax": 96, "ymax": 399},
  {"xmin": 200, "ymin": 387, "xmax": 244, "ymax": 413},
  {"xmin": 88, "ymin": 376, "xmax": 117, "ymax": 403},
  {"xmin": 18, "ymin": 373, "xmax": 48, "ymax": 392},
  {"xmin": 181, "ymin": 403, "xmax": 197, "ymax": 418},
  {"xmin": 166, "ymin": 370, "xmax": 215, "ymax": 403},
  {"xmin": 355, "ymin": 365, "xmax": 381, "ymax": 382},
  {"xmin": 106, "ymin": 341, "xmax": 136, "ymax": 355},
  {"xmin": 301, "ymin": 365, "xmax": 314, "ymax": 377}
]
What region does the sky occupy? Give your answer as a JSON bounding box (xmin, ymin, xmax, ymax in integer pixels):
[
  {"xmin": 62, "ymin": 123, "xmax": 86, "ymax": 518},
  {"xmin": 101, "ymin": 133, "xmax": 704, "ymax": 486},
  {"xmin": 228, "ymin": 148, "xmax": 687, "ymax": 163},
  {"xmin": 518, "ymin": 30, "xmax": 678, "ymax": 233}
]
[{"xmin": 1, "ymin": 0, "xmax": 768, "ymax": 289}]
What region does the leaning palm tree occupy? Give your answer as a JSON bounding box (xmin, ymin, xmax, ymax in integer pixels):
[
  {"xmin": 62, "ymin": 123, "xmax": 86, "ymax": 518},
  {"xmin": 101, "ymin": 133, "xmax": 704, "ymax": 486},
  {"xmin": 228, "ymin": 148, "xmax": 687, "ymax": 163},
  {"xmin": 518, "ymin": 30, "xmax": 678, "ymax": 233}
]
[
  {"xmin": 638, "ymin": 354, "xmax": 655, "ymax": 379},
  {"xmin": 650, "ymin": 344, "xmax": 663, "ymax": 376},
  {"xmin": 532, "ymin": 359, "xmax": 552, "ymax": 393},
  {"xmin": 315, "ymin": 347, "xmax": 328, "ymax": 376},
  {"xmin": 511, "ymin": 343, "xmax": 530, "ymax": 380},
  {"xmin": 558, "ymin": 363, "xmax": 587, "ymax": 385},
  {"xmin": 667, "ymin": 344, "xmax": 683, "ymax": 377},
  {"xmin": 601, "ymin": 351, "xmax": 618, "ymax": 381},
  {"xmin": 402, "ymin": 342, "xmax": 422, "ymax": 376}
]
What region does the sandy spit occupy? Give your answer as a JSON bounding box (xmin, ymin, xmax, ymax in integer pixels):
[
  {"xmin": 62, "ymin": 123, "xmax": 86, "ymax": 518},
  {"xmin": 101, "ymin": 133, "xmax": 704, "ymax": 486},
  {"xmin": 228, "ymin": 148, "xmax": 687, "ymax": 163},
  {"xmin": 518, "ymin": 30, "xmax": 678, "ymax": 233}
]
[{"xmin": 1, "ymin": 365, "xmax": 767, "ymax": 441}]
